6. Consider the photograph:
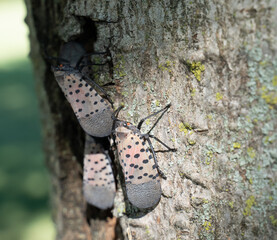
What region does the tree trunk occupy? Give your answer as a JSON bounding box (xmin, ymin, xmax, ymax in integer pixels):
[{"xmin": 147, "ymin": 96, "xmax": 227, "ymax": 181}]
[{"xmin": 25, "ymin": 0, "xmax": 277, "ymax": 239}]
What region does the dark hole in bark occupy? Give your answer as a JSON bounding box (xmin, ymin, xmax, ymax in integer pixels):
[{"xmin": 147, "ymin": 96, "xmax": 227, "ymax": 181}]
[{"xmin": 75, "ymin": 16, "xmax": 98, "ymax": 52}]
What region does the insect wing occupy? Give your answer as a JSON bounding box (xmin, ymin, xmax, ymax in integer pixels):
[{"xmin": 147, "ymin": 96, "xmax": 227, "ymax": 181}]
[
  {"xmin": 53, "ymin": 70, "xmax": 113, "ymax": 137},
  {"xmin": 83, "ymin": 135, "xmax": 115, "ymax": 209},
  {"xmin": 115, "ymin": 127, "xmax": 161, "ymax": 208}
]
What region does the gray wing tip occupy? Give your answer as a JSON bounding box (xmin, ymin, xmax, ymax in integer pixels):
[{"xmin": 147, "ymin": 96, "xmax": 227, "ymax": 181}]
[
  {"xmin": 83, "ymin": 184, "xmax": 115, "ymax": 209},
  {"xmin": 79, "ymin": 110, "xmax": 113, "ymax": 137},
  {"xmin": 126, "ymin": 181, "xmax": 162, "ymax": 209}
]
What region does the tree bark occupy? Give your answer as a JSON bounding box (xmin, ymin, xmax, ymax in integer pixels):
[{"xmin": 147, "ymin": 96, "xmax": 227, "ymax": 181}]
[{"xmin": 25, "ymin": 0, "xmax": 277, "ymax": 239}]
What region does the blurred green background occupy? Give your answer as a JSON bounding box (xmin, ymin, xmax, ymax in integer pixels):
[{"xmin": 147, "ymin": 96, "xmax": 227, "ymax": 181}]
[{"xmin": 0, "ymin": 0, "xmax": 55, "ymax": 239}]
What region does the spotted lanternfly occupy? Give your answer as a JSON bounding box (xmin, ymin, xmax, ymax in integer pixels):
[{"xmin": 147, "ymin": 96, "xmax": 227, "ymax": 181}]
[
  {"xmin": 83, "ymin": 134, "xmax": 116, "ymax": 209},
  {"xmin": 51, "ymin": 42, "xmax": 114, "ymax": 137},
  {"xmin": 113, "ymin": 104, "xmax": 175, "ymax": 209}
]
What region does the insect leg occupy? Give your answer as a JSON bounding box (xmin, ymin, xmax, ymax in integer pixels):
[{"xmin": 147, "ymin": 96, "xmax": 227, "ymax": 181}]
[
  {"xmin": 144, "ymin": 137, "xmax": 167, "ymax": 179},
  {"xmin": 101, "ymin": 82, "xmax": 115, "ymax": 87},
  {"xmin": 149, "ymin": 135, "xmax": 177, "ymax": 152},
  {"xmin": 137, "ymin": 104, "xmax": 171, "ymax": 130},
  {"xmin": 111, "ymin": 106, "xmax": 124, "ymax": 146},
  {"xmin": 75, "ymin": 51, "xmax": 107, "ymax": 69},
  {"xmin": 112, "ymin": 105, "xmax": 124, "ymax": 120},
  {"xmin": 83, "ymin": 75, "xmax": 114, "ymax": 107}
]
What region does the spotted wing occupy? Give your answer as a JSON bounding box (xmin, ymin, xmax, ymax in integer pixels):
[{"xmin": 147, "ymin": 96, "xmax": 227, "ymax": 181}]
[
  {"xmin": 115, "ymin": 130, "xmax": 161, "ymax": 208},
  {"xmin": 83, "ymin": 135, "xmax": 115, "ymax": 209},
  {"xmin": 54, "ymin": 70, "xmax": 113, "ymax": 137}
]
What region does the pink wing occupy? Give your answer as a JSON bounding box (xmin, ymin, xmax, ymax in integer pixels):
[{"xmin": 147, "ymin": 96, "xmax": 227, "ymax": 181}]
[
  {"xmin": 83, "ymin": 135, "xmax": 115, "ymax": 209},
  {"xmin": 61, "ymin": 72, "xmax": 111, "ymax": 119},
  {"xmin": 54, "ymin": 70, "xmax": 113, "ymax": 137},
  {"xmin": 117, "ymin": 133, "xmax": 160, "ymax": 184},
  {"xmin": 115, "ymin": 130, "xmax": 161, "ymax": 208}
]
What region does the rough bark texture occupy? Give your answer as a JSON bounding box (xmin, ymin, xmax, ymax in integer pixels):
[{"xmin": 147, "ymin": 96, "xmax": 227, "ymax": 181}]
[{"xmin": 25, "ymin": 0, "xmax": 277, "ymax": 239}]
